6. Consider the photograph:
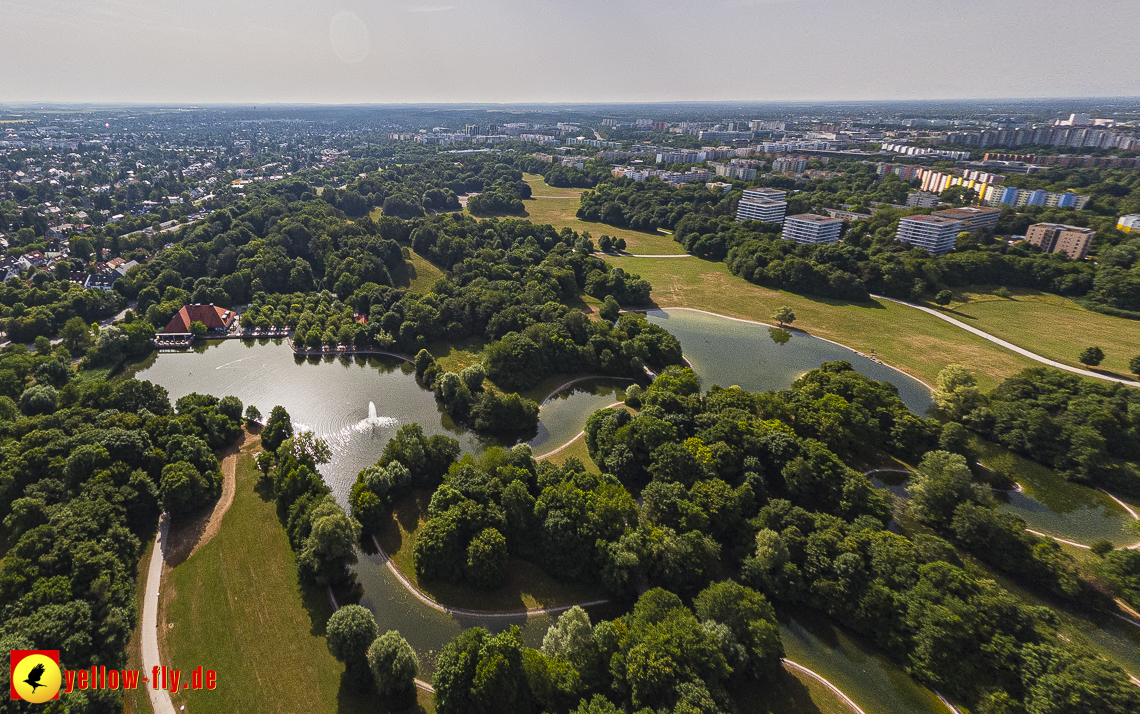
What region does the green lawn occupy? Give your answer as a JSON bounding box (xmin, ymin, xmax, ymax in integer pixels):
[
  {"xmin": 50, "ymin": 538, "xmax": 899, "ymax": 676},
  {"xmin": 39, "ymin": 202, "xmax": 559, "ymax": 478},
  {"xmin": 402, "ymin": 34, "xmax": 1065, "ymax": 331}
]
[
  {"xmin": 375, "ymin": 490, "xmax": 608, "ymax": 611},
  {"xmin": 163, "ymin": 454, "xmax": 432, "ymax": 714},
  {"xmin": 521, "ymin": 174, "xmax": 687, "ymax": 255},
  {"xmin": 933, "ymin": 286, "xmax": 1140, "ymax": 380},
  {"xmin": 603, "ymin": 255, "xmax": 1040, "ymax": 391},
  {"xmin": 392, "ymin": 249, "xmax": 446, "ymax": 294}
]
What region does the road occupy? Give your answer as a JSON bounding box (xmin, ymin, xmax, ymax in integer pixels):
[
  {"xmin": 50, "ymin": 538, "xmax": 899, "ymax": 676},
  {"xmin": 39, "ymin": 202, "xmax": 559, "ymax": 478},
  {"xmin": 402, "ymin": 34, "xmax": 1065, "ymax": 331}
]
[
  {"xmin": 141, "ymin": 514, "xmax": 176, "ymax": 714},
  {"xmin": 874, "ymin": 295, "xmax": 1140, "ymax": 388}
]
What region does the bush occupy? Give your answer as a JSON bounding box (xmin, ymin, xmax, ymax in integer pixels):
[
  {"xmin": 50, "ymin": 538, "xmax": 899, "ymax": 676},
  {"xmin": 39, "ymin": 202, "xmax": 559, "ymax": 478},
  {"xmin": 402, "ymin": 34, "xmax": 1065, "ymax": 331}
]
[{"xmin": 1079, "ymin": 346, "xmax": 1105, "ymax": 366}]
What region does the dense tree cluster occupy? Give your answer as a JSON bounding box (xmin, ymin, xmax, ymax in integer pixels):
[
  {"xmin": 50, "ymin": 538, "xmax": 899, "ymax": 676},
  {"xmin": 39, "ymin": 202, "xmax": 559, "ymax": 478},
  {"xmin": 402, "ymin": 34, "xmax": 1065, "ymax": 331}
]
[
  {"xmin": 255, "ymin": 407, "xmax": 363, "ymax": 586},
  {"xmin": 116, "ymin": 200, "xmax": 406, "ymax": 308},
  {"xmin": 321, "ymin": 154, "xmax": 530, "ymax": 218},
  {"xmin": 467, "ymin": 179, "xmax": 530, "ymax": 216},
  {"xmin": 433, "ymin": 584, "xmax": 783, "ymax": 714},
  {"xmin": 349, "ymin": 423, "xmax": 461, "ymax": 530},
  {"xmin": 517, "ymin": 156, "xmax": 610, "ymax": 188},
  {"xmin": 936, "ymin": 365, "xmax": 1140, "ymax": 494},
  {"xmin": 576, "ymin": 178, "xmax": 734, "ymax": 232},
  {"xmin": 0, "ymin": 269, "xmax": 125, "ymax": 343},
  {"xmin": 394, "ymin": 359, "xmax": 1140, "ymax": 712},
  {"xmin": 905, "ymin": 450, "xmax": 1102, "ymax": 607},
  {"xmin": 0, "ymin": 373, "xmax": 242, "ymax": 711}
]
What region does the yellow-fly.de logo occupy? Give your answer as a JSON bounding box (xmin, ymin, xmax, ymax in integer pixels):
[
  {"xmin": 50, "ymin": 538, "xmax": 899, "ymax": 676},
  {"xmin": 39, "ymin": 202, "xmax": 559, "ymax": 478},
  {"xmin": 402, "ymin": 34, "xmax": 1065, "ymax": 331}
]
[{"xmin": 10, "ymin": 651, "xmax": 61, "ymax": 703}]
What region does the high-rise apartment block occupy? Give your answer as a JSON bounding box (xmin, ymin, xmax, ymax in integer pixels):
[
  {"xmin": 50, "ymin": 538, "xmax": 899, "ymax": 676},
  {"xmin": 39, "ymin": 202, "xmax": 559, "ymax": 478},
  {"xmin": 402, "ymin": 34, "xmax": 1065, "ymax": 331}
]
[
  {"xmin": 1025, "ymin": 223, "xmax": 1095, "ymax": 260},
  {"xmin": 896, "ymin": 215, "xmax": 964, "ymax": 255},
  {"xmin": 930, "ymin": 206, "xmax": 1002, "ymax": 233},
  {"xmin": 782, "ymin": 214, "xmax": 843, "ymax": 244},
  {"xmin": 736, "ymin": 188, "xmax": 787, "ymax": 223}
]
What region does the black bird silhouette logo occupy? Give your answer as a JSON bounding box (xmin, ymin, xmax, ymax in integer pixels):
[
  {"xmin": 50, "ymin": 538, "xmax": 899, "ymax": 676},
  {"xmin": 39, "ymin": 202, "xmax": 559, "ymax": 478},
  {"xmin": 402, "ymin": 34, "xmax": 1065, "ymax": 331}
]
[{"xmin": 23, "ymin": 663, "xmax": 46, "ymax": 692}]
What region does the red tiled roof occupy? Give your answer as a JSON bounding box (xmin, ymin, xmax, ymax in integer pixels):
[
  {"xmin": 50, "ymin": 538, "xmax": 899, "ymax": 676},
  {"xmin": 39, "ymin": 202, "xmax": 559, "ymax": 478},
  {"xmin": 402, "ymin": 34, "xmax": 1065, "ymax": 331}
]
[{"xmin": 162, "ymin": 304, "xmax": 235, "ymax": 334}]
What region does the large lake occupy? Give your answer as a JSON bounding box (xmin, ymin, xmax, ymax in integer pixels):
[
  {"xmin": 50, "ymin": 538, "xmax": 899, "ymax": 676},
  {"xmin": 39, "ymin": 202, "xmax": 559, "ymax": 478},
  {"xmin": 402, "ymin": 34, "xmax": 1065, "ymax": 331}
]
[{"xmin": 144, "ymin": 313, "xmax": 1140, "ymax": 713}]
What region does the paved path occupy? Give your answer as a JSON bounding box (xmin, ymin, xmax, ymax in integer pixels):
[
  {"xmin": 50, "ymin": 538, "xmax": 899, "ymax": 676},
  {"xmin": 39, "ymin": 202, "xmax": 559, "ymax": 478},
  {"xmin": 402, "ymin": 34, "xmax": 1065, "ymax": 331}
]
[
  {"xmin": 873, "ymin": 295, "xmax": 1140, "ymax": 388},
  {"xmin": 141, "ymin": 514, "xmax": 176, "ymax": 714},
  {"xmin": 602, "ymin": 252, "xmax": 692, "ymax": 258}
]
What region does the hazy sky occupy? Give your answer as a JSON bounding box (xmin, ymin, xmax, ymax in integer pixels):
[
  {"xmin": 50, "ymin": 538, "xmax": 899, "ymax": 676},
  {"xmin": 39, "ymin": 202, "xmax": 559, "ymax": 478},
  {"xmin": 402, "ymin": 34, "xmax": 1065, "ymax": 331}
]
[{"xmin": 2, "ymin": 0, "xmax": 1138, "ymax": 103}]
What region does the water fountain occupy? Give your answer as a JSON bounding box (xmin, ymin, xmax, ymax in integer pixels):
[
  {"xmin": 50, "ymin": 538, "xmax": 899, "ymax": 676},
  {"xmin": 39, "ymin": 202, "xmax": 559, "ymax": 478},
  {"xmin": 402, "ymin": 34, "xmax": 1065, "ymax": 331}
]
[{"xmin": 367, "ymin": 401, "xmax": 378, "ymax": 424}]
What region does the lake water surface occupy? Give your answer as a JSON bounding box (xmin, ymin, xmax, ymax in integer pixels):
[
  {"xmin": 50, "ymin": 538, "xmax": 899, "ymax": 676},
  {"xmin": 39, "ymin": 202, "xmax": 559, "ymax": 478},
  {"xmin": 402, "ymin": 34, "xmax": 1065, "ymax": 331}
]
[{"xmin": 126, "ymin": 319, "xmax": 964, "ymax": 713}]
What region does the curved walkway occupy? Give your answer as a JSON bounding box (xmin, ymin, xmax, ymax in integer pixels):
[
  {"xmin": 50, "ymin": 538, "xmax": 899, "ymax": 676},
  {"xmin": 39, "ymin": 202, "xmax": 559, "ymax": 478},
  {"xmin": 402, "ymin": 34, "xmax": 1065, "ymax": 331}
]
[
  {"xmin": 370, "ymin": 534, "xmax": 610, "ymax": 618},
  {"xmin": 873, "ymin": 295, "xmax": 1140, "ymax": 388},
  {"xmin": 782, "ymin": 659, "xmax": 866, "ymax": 714},
  {"xmin": 539, "ymin": 377, "xmax": 633, "ymax": 406},
  {"xmin": 141, "ymin": 514, "xmax": 176, "ymax": 714}
]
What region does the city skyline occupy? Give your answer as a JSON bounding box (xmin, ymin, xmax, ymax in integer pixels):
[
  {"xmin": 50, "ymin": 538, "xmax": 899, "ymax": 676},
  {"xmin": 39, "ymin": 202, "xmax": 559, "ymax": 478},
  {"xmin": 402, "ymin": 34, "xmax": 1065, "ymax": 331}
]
[{"xmin": 2, "ymin": 0, "xmax": 1138, "ymax": 104}]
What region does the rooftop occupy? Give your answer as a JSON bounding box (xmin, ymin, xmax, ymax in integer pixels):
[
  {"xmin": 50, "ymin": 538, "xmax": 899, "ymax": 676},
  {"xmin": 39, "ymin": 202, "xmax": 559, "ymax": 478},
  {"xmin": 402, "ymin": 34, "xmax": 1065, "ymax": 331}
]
[
  {"xmin": 787, "ymin": 213, "xmax": 843, "ymax": 224},
  {"xmin": 902, "ymin": 214, "xmax": 964, "ymax": 225},
  {"xmin": 931, "ymin": 206, "xmax": 1001, "ymax": 218}
]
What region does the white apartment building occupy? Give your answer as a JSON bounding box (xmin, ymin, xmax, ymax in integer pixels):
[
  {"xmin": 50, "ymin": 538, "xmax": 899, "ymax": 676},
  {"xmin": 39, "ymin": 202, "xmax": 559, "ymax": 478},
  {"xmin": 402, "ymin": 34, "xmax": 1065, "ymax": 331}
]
[
  {"xmin": 736, "ymin": 197, "xmax": 787, "ymax": 223},
  {"xmin": 782, "ymin": 214, "xmax": 843, "ymax": 244},
  {"xmin": 713, "ymin": 163, "xmax": 758, "ymax": 180},
  {"xmin": 896, "ymin": 215, "xmax": 964, "ymax": 255}
]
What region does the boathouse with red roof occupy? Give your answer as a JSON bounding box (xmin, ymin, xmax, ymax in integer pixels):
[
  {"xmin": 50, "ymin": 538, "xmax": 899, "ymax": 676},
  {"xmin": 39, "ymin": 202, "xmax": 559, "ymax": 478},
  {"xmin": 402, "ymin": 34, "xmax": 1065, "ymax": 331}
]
[{"xmin": 162, "ymin": 304, "xmax": 237, "ymax": 335}]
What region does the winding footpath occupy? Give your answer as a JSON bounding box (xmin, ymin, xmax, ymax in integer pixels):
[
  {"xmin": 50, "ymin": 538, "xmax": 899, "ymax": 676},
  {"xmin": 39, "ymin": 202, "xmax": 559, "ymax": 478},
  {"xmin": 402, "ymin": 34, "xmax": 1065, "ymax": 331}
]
[{"xmin": 873, "ymin": 295, "xmax": 1140, "ymax": 388}]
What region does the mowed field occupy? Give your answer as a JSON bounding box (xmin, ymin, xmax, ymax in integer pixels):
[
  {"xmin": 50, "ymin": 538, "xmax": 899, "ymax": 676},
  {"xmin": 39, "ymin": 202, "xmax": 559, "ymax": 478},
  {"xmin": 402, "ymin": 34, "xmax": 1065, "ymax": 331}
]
[
  {"xmin": 936, "ymin": 287, "xmax": 1140, "ymax": 381},
  {"xmin": 605, "ymin": 254, "xmax": 1039, "ymax": 390},
  {"xmin": 162, "ymin": 455, "xmax": 433, "ymax": 714},
  {"xmin": 520, "ymin": 174, "xmax": 688, "ymax": 255}
]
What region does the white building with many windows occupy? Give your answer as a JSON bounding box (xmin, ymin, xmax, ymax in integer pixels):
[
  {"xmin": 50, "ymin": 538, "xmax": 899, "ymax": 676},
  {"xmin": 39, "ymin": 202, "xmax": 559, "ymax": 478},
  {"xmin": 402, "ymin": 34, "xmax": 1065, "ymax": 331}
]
[
  {"xmin": 896, "ymin": 215, "xmax": 964, "ymax": 255},
  {"xmin": 736, "ymin": 198, "xmax": 787, "ymax": 223},
  {"xmin": 782, "ymin": 214, "xmax": 844, "ymax": 244}
]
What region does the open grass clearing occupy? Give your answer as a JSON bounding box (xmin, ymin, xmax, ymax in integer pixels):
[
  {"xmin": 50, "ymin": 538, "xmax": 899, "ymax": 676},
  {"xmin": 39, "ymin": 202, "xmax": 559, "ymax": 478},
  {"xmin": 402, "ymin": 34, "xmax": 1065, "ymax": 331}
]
[
  {"xmin": 162, "ymin": 454, "xmax": 432, "ymax": 714},
  {"xmin": 393, "ymin": 249, "xmax": 447, "ymax": 294},
  {"xmin": 375, "ymin": 489, "xmax": 607, "ymax": 612},
  {"xmin": 604, "ymin": 255, "xmax": 1041, "ymax": 391},
  {"xmin": 931, "ymin": 286, "xmax": 1140, "ymax": 380}
]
